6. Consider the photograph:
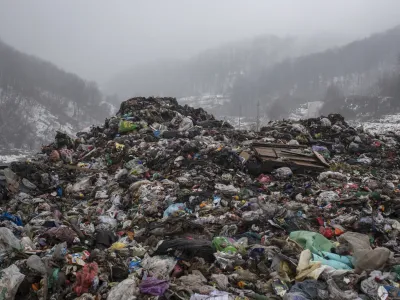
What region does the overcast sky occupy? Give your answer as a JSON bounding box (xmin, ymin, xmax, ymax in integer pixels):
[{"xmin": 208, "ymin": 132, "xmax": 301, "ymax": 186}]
[{"xmin": 1, "ymin": 0, "xmax": 400, "ymax": 83}]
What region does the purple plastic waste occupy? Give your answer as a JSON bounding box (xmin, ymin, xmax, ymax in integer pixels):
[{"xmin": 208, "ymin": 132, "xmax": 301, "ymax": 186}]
[{"xmin": 139, "ymin": 277, "xmax": 170, "ymax": 296}]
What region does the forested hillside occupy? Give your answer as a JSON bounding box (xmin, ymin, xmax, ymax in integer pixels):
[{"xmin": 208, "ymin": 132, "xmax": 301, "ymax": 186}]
[
  {"xmin": 0, "ymin": 39, "xmax": 113, "ymax": 148},
  {"xmin": 233, "ymin": 26, "xmax": 400, "ymax": 117},
  {"xmin": 106, "ymin": 34, "xmax": 344, "ymax": 100},
  {"xmin": 107, "ymin": 26, "xmax": 400, "ymax": 120}
]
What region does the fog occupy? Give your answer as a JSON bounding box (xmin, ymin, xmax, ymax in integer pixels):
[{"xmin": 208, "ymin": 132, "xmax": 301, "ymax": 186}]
[{"xmin": 1, "ymin": 0, "xmax": 400, "ymax": 83}]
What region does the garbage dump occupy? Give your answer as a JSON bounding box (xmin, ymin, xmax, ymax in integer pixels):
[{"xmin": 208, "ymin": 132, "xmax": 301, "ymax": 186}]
[{"xmin": 2, "ymin": 97, "xmax": 400, "ymax": 299}]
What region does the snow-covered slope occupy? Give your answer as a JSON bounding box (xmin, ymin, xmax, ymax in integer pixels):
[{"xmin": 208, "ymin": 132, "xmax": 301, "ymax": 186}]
[
  {"xmin": 0, "ymin": 39, "xmax": 115, "ymax": 150},
  {"xmin": 0, "ymin": 148, "xmax": 31, "ymax": 164},
  {"xmin": 350, "ymin": 114, "xmax": 400, "ymax": 135},
  {"xmin": 0, "ymin": 87, "xmax": 111, "ymax": 149},
  {"xmin": 178, "ymin": 94, "xmax": 231, "ymax": 116}
]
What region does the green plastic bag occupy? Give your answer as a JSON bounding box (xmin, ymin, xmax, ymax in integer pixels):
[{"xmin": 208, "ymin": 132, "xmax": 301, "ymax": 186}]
[
  {"xmin": 212, "ymin": 237, "xmax": 237, "ymax": 254},
  {"xmin": 119, "ymin": 120, "xmax": 138, "ymax": 133},
  {"xmin": 289, "ymin": 231, "xmax": 335, "ymax": 255},
  {"xmin": 392, "ymin": 265, "xmax": 400, "ymax": 280}
]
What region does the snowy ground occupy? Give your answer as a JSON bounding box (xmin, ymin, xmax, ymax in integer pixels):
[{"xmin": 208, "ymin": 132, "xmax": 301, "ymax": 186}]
[
  {"xmin": 0, "ymin": 149, "xmax": 32, "ymax": 164},
  {"xmin": 288, "ymin": 101, "xmax": 324, "ymax": 121},
  {"xmin": 179, "ymin": 94, "xmax": 231, "ymax": 111},
  {"xmin": 350, "ymin": 114, "xmax": 400, "ymax": 135}
]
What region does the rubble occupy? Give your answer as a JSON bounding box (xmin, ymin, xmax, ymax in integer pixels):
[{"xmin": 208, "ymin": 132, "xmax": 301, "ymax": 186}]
[{"xmin": 1, "ymin": 97, "xmax": 400, "ymax": 299}]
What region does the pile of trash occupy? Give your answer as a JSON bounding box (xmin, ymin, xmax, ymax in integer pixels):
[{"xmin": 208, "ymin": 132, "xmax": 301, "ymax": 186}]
[{"xmin": 2, "ymin": 97, "xmax": 400, "ymax": 300}]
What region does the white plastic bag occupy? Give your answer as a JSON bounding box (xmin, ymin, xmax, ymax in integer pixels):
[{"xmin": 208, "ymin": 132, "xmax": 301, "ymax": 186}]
[
  {"xmin": 27, "ymin": 255, "xmax": 47, "ymax": 274},
  {"xmin": 141, "ymin": 255, "xmax": 176, "ymax": 279},
  {"xmin": 0, "ymin": 264, "xmax": 25, "ymax": 300},
  {"xmin": 179, "ymin": 117, "xmax": 194, "ymax": 131},
  {"xmin": 0, "ymin": 227, "xmax": 22, "ymax": 251},
  {"xmin": 107, "ymin": 278, "xmax": 139, "ymax": 300}
]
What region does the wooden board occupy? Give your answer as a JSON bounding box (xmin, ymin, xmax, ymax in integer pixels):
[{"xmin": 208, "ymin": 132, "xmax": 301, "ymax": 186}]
[{"xmin": 252, "ymin": 143, "xmax": 329, "ymax": 172}]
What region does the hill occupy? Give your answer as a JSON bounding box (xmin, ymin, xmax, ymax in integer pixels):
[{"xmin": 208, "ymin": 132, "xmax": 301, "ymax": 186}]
[
  {"xmin": 106, "ymin": 34, "xmax": 346, "ymax": 101},
  {"xmin": 0, "ymin": 39, "xmax": 113, "ymax": 149},
  {"xmin": 232, "ymin": 25, "xmax": 400, "ymax": 117}
]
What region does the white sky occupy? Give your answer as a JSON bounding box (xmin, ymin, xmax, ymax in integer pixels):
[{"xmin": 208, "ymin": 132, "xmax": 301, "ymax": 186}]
[{"xmin": 0, "ymin": 0, "xmax": 399, "ymax": 82}]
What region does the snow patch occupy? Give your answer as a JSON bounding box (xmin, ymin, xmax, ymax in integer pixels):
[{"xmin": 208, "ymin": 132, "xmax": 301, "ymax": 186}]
[
  {"xmin": 0, "ymin": 154, "xmax": 27, "ymax": 164},
  {"xmin": 0, "ymin": 148, "xmax": 32, "ymax": 164},
  {"xmin": 351, "ymin": 113, "xmax": 400, "ymax": 135},
  {"xmin": 289, "ymin": 101, "xmax": 323, "ymax": 120}
]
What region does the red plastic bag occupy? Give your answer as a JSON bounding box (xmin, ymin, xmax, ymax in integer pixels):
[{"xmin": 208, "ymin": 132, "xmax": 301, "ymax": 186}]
[{"xmin": 74, "ymin": 262, "xmax": 98, "ymax": 296}]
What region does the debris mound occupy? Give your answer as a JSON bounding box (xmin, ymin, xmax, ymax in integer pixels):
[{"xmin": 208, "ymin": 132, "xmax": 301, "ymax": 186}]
[{"xmin": 1, "ymin": 97, "xmax": 400, "ymax": 299}]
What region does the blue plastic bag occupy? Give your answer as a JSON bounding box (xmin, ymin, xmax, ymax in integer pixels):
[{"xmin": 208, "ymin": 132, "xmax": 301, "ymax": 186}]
[
  {"xmin": 312, "ymin": 251, "xmax": 353, "ymax": 270},
  {"xmin": 163, "ymin": 203, "xmax": 186, "ymax": 218},
  {"xmin": 0, "ymin": 212, "xmax": 23, "ymax": 226}
]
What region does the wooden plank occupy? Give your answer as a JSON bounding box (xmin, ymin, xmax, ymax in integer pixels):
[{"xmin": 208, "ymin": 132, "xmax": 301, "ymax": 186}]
[
  {"xmin": 272, "ymin": 148, "xmax": 278, "ymax": 158},
  {"xmin": 281, "ymin": 156, "xmax": 319, "ymax": 163},
  {"xmin": 252, "ymin": 142, "xmax": 307, "ymax": 149},
  {"xmin": 291, "ymin": 161, "xmax": 325, "ymax": 169},
  {"xmin": 275, "ymin": 149, "xmax": 320, "ymax": 163},
  {"xmin": 313, "ymin": 151, "xmax": 330, "ymax": 167},
  {"xmin": 253, "ymin": 144, "xmax": 329, "ymax": 171},
  {"xmin": 63, "ymin": 165, "xmax": 103, "ymax": 173},
  {"xmin": 280, "ymin": 150, "xmax": 314, "ymax": 157},
  {"xmin": 254, "ymin": 147, "xmax": 277, "ymax": 157},
  {"xmin": 260, "ymin": 155, "xmax": 321, "ymax": 166}
]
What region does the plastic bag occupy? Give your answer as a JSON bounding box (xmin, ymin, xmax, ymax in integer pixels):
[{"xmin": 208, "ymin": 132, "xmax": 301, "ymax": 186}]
[
  {"xmin": 0, "ymin": 264, "xmax": 25, "ymax": 300},
  {"xmin": 338, "ymin": 232, "xmax": 392, "ymax": 272},
  {"xmin": 258, "ymin": 174, "xmax": 271, "ymax": 183},
  {"xmin": 27, "ymin": 255, "xmax": 47, "ymax": 274},
  {"xmin": 21, "ymin": 237, "xmax": 35, "ymax": 250},
  {"xmin": 318, "ymin": 171, "xmax": 346, "ymax": 182},
  {"xmin": 211, "ymin": 274, "xmax": 229, "ymax": 290},
  {"xmin": 291, "ymin": 124, "xmax": 308, "ymax": 134},
  {"xmin": 215, "ymin": 184, "xmax": 239, "ymax": 196},
  {"xmin": 107, "ymin": 278, "xmax": 139, "ymax": 300},
  {"xmin": 0, "ymin": 227, "xmax": 22, "ymax": 251},
  {"xmin": 3, "ymin": 168, "xmax": 19, "ymax": 192},
  {"xmin": 139, "ymin": 277, "xmax": 169, "ymax": 296},
  {"xmin": 163, "ymin": 203, "xmax": 186, "ymax": 218},
  {"xmin": 283, "ymin": 292, "xmax": 310, "ymax": 300},
  {"xmin": 273, "ymin": 167, "xmax": 293, "ymax": 180},
  {"xmin": 179, "ymin": 117, "xmax": 194, "ymax": 131},
  {"xmin": 320, "ymin": 118, "xmax": 332, "ymax": 127},
  {"xmin": 98, "ymin": 216, "xmax": 118, "ymax": 229},
  {"xmin": 141, "ymin": 255, "xmax": 176, "ymax": 279},
  {"xmin": 154, "ymin": 239, "xmax": 215, "ymax": 262},
  {"xmin": 125, "ymin": 158, "xmax": 146, "ymax": 175},
  {"xmin": 0, "ymin": 212, "xmax": 23, "ymax": 226},
  {"xmin": 74, "ymin": 262, "xmax": 98, "ymax": 296},
  {"xmin": 357, "ymin": 157, "xmax": 372, "ymax": 165},
  {"xmin": 289, "ymin": 231, "xmax": 335, "ymax": 255},
  {"xmin": 190, "ymin": 291, "xmax": 231, "ymax": 300},
  {"xmin": 220, "ymin": 225, "xmax": 238, "ymax": 237},
  {"xmin": 288, "ymin": 139, "xmax": 300, "ymax": 145},
  {"xmin": 59, "ymin": 148, "xmax": 74, "ymax": 164},
  {"xmin": 71, "ymin": 177, "xmax": 92, "ymax": 193},
  {"xmin": 124, "ymin": 158, "xmax": 143, "ymax": 170},
  {"xmin": 212, "ymin": 237, "xmax": 237, "ymax": 254},
  {"xmin": 355, "ymin": 247, "xmax": 392, "ymax": 272},
  {"xmin": 326, "ymin": 278, "xmax": 358, "ymax": 299},
  {"xmin": 110, "ymin": 242, "xmax": 127, "ymax": 250},
  {"xmin": 312, "ymin": 252, "xmax": 353, "ymax": 270},
  {"xmin": 52, "ymin": 242, "xmax": 68, "ymax": 260},
  {"xmin": 118, "ymin": 120, "xmax": 138, "ymax": 133},
  {"xmin": 312, "ymin": 145, "xmax": 330, "ymax": 158},
  {"xmin": 317, "ymin": 191, "xmax": 339, "ymax": 206},
  {"xmin": 284, "ymin": 280, "xmax": 327, "ymax": 300}
]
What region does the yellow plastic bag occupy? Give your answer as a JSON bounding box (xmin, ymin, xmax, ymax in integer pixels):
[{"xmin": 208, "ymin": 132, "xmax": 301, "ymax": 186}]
[{"xmin": 110, "ymin": 242, "xmax": 126, "ymax": 250}]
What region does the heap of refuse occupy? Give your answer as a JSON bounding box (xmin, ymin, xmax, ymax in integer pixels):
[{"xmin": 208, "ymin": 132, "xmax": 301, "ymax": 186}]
[{"xmin": 2, "ymin": 97, "xmax": 400, "ymax": 299}]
